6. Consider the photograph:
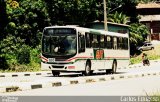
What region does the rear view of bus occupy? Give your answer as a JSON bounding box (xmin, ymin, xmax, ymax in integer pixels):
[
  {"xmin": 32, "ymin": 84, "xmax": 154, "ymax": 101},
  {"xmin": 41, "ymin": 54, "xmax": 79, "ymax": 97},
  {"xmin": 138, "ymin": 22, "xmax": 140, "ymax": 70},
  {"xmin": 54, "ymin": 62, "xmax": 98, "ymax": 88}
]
[{"xmin": 41, "ymin": 26, "xmax": 78, "ymax": 76}]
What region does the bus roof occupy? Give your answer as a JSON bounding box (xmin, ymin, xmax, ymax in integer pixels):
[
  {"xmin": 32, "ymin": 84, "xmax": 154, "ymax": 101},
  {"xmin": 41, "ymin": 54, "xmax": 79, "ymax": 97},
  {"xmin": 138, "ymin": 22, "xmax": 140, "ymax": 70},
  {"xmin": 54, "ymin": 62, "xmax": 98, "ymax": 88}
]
[{"xmin": 44, "ymin": 26, "xmax": 129, "ymax": 38}]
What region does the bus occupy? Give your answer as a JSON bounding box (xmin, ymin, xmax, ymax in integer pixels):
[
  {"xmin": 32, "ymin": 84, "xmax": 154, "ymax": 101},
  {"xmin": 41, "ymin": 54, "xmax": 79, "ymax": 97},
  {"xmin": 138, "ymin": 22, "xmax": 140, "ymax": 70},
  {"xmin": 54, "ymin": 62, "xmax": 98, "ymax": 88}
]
[{"xmin": 41, "ymin": 26, "xmax": 130, "ymax": 76}]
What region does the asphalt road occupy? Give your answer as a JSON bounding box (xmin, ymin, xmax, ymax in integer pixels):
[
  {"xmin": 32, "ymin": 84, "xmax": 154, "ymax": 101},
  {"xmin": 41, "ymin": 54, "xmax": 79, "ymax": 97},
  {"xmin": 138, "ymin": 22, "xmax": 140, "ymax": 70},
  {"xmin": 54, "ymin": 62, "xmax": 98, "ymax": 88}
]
[{"xmin": 2, "ymin": 76, "xmax": 160, "ymax": 96}]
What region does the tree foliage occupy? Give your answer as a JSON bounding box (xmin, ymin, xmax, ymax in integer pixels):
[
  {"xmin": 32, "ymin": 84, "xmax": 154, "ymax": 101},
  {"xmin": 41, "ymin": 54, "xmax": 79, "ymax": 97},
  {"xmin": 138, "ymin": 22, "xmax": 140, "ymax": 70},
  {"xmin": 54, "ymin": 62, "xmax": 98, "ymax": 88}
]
[
  {"xmin": 0, "ymin": 0, "xmax": 153, "ymax": 70},
  {"xmin": 0, "ymin": 0, "xmax": 7, "ymax": 40},
  {"xmin": 45, "ymin": 0, "xmax": 101, "ymax": 25},
  {"xmin": 129, "ymin": 23, "xmax": 147, "ymax": 44},
  {"xmin": 0, "ymin": 0, "xmax": 46, "ymax": 70},
  {"xmin": 108, "ymin": 11, "xmax": 129, "ymax": 24},
  {"xmin": 5, "ymin": 0, "xmax": 48, "ymax": 47},
  {"xmin": 129, "ymin": 23, "xmax": 150, "ymax": 55},
  {"xmin": 0, "ymin": 35, "xmax": 27, "ymax": 69}
]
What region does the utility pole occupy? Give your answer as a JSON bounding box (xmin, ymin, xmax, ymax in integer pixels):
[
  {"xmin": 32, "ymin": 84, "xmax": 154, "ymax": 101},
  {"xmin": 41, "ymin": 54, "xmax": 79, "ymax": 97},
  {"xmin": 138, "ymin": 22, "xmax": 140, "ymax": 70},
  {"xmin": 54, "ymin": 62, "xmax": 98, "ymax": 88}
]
[{"xmin": 103, "ymin": 0, "xmax": 108, "ymax": 31}]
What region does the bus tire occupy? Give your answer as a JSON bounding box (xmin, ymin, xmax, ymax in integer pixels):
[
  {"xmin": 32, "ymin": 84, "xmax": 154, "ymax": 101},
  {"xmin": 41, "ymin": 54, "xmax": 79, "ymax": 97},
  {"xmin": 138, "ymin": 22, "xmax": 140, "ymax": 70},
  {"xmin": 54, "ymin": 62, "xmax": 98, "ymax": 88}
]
[
  {"xmin": 112, "ymin": 60, "xmax": 117, "ymax": 74},
  {"xmin": 84, "ymin": 61, "xmax": 91, "ymax": 76},
  {"xmin": 52, "ymin": 71, "xmax": 60, "ymax": 77},
  {"xmin": 106, "ymin": 69, "xmax": 112, "ymax": 74}
]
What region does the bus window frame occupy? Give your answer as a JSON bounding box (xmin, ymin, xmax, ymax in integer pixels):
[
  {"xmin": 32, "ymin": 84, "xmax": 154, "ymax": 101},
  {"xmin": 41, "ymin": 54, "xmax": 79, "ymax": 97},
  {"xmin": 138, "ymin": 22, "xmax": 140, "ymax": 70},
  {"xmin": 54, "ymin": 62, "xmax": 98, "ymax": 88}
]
[
  {"xmin": 113, "ymin": 37, "xmax": 117, "ymax": 50},
  {"xmin": 78, "ymin": 33, "xmax": 85, "ymax": 53},
  {"xmin": 85, "ymin": 33, "xmax": 91, "ymax": 48},
  {"xmin": 105, "ymin": 35, "xmax": 113, "ymax": 49},
  {"xmin": 100, "ymin": 35, "xmax": 105, "ymax": 48}
]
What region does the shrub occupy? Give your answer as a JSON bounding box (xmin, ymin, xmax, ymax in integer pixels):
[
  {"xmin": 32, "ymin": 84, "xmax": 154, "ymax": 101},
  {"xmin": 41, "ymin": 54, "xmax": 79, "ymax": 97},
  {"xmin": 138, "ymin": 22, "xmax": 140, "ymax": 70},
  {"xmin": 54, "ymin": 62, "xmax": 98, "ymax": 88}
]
[
  {"xmin": 0, "ymin": 57, "xmax": 9, "ymax": 70},
  {"xmin": 130, "ymin": 57, "xmax": 142, "ymax": 64},
  {"xmin": 28, "ymin": 45, "xmax": 41, "ymax": 71},
  {"xmin": 17, "ymin": 45, "xmax": 31, "ymax": 64},
  {"xmin": 30, "ymin": 45, "xmax": 41, "ymax": 64}
]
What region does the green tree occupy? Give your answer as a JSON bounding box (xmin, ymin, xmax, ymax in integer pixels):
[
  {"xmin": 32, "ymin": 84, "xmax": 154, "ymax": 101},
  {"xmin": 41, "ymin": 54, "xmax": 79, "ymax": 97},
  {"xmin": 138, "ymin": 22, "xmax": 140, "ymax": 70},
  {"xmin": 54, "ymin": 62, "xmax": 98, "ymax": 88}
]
[
  {"xmin": 0, "ymin": 0, "xmax": 8, "ymax": 40},
  {"xmin": 129, "ymin": 23, "xmax": 150, "ymax": 55},
  {"xmin": 0, "ymin": 35, "xmax": 26, "ymax": 69},
  {"xmin": 0, "ymin": 0, "xmax": 9, "ymax": 70},
  {"xmin": 0, "ymin": 0, "xmax": 154, "ymax": 71},
  {"xmin": 108, "ymin": 11, "xmax": 129, "ymax": 24},
  {"xmin": 107, "ymin": 0, "xmax": 140, "ymax": 23},
  {"xmin": 0, "ymin": 0, "xmax": 47, "ymax": 70},
  {"xmin": 5, "ymin": 0, "xmax": 48, "ymax": 47},
  {"xmin": 45, "ymin": 0, "xmax": 101, "ymax": 26}
]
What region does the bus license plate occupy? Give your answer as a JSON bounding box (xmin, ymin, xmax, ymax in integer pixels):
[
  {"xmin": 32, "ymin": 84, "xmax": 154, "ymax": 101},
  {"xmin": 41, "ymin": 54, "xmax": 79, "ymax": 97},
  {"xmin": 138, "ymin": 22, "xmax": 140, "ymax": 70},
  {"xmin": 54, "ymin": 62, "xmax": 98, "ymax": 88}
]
[{"xmin": 48, "ymin": 58, "xmax": 55, "ymax": 62}]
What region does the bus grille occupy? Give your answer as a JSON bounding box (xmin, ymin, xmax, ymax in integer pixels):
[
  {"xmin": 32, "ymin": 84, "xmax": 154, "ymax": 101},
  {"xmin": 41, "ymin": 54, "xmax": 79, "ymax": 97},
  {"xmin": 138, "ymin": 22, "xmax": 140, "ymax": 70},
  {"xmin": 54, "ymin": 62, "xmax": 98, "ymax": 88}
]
[
  {"xmin": 52, "ymin": 65, "xmax": 64, "ymax": 68},
  {"xmin": 55, "ymin": 58, "xmax": 67, "ymax": 61}
]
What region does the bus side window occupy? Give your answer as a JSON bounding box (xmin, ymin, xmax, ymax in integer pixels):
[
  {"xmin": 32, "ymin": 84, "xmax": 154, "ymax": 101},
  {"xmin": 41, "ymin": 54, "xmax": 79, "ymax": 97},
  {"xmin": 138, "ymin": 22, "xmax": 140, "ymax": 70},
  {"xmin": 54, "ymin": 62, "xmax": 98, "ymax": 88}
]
[
  {"xmin": 118, "ymin": 37, "xmax": 123, "ymax": 49},
  {"xmin": 78, "ymin": 33, "xmax": 85, "ymax": 53},
  {"xmin": 97, "ymin": 35, "xmax": 100, "ymax": 48},
  {"xmin": 113, "ymin": 37, "xmax": 117, "ymax": 49},
  {"xmin": 85, "ymin": 33, "xmax": 91, "ymax": 48},
  {"xmin": 124, "ymin": 38, "xmax": 128, "ymax": 50},
  {"xmin": 122, "ymin": 38, "xmax": 125, "ymax": 49},
  {"xmin": 100, "ymin": 35, "xmax": 105, "ymax": 48},
  {"xmin": 90, "ymin": 34, "xmax": 93, "ymax": 48},
  {"xmin": 92, "ymin": 34, "xmax": 98, "ymax": 48},
  {"xmin": 106, "ymin": 36, "xmax": 112, "ymax": 49}
]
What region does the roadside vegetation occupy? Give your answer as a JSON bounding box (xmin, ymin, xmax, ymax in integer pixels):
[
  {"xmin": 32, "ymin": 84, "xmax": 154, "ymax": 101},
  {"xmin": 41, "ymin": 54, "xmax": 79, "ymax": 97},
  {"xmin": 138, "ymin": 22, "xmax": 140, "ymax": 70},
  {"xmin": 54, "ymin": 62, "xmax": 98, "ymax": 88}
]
[
  {"xmin": 130, "ymin": 44, "xmax": 160, "ymax": 64},
  {"xmin": 148, "ymin": 91, "xmax": 160, "ymax": 102},
  {"xmin": 0, "ymin": 0, "xmax": 158, "ymax": 72}
]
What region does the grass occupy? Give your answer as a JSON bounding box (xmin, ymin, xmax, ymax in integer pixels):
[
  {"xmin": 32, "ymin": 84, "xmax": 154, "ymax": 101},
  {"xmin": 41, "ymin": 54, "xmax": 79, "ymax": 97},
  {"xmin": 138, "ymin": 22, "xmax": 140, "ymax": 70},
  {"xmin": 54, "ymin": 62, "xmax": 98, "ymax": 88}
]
[
  {"xmin": 0, "ymin": 62, "xmax": 40, "ymax": 73},
  {"xmin": 130, "ymin": 44, "xmax": 160, "ymax": 64},
  {"xmin": 148, "ymin": 91, "xmax": 160, "ymax": 102}
]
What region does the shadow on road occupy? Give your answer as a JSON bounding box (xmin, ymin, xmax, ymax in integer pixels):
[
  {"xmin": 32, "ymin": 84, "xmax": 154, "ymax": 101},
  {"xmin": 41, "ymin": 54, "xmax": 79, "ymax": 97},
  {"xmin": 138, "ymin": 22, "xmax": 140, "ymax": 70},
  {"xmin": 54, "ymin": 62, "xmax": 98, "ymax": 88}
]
[{"xmin": 45, "ymin": 71, "xmax": 127, "ymax": 78}]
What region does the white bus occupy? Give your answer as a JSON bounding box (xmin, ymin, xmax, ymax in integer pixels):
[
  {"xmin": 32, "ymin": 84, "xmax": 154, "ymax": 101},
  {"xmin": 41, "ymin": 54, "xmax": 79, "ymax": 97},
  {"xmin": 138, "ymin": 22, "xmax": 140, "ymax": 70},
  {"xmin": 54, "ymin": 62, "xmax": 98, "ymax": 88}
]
[{"xmin": 41, "ymin": 26, "xmax": 130, "ymax": 76}]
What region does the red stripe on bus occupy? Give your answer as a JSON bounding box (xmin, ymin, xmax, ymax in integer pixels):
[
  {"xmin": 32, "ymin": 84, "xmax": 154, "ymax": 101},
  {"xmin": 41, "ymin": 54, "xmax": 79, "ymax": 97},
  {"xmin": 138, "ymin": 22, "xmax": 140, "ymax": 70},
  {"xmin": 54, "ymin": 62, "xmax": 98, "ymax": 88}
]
[
  {"xmin": 66, "ymin": 56, "xmax": 94, "ymax": 61},
  {"xmin": 66, "ymin": 56, "xmax": 129, "ymax": 62},
  {"xmin": 40, "ymin": 56, "xmax": 48, "ymax": 62}
]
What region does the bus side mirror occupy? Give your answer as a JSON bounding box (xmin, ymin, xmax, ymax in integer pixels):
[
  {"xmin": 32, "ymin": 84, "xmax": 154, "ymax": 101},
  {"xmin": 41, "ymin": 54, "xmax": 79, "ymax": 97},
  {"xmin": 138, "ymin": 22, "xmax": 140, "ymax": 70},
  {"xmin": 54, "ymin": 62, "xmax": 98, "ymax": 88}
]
[{"xmin": 78, "ymin": 34, "xmax": 85, "ymax": 53}]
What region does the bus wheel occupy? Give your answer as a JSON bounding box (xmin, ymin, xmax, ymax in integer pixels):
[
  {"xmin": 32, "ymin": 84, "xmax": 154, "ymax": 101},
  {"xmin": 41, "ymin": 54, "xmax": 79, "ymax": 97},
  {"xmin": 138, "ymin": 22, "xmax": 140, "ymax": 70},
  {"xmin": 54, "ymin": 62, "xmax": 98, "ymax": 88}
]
[
  {"xmin": 52, "ymin": 71, "xmax": 60, "ymax": 77},
  {"xmin": 112, "ymin": 61, "xmax": 117, "ymax": 74},
  {"xmin": 84, "ymin": 61, "xmax": 91, "ymax": 76}
]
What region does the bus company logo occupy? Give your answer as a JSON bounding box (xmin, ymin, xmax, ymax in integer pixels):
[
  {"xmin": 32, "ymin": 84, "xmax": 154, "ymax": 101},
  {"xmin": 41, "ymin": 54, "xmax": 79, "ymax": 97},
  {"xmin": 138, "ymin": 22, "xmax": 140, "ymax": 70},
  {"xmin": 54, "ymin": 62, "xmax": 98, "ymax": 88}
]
[
  {"xmin": 1, "ymin": 96, "xmax": 18, "ymax": 102},
  {"xmin": 94, "ymin": 49, "xmax": 104, "ymax": 59}
]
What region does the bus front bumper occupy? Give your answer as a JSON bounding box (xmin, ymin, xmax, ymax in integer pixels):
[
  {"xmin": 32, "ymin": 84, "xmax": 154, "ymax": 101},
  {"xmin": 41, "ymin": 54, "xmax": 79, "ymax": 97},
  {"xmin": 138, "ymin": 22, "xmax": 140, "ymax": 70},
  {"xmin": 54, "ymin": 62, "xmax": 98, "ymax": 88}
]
[{"xmin": 41, "ymin": 62, "xmax": 79, "ymax": 72}]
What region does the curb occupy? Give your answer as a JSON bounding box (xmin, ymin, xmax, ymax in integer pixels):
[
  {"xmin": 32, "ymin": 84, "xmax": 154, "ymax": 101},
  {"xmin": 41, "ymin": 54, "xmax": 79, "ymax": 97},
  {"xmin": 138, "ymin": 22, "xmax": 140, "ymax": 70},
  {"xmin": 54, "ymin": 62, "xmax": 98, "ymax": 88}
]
[
  {"xmin": 0, "ymin": 71, "xmax": 160, "ymax": 93},
  {"xmin": 0, "ymin": 72, "xmax": 52, "ymax": 78}
]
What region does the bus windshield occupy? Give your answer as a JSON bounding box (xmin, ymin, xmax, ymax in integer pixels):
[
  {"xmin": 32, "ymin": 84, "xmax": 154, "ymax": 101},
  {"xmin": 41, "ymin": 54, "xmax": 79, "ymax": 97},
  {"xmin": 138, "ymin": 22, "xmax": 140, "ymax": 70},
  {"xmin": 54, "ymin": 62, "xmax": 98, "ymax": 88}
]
[{"xmin": 42, "ymin": 28, "xmax": 77, "ymax": 56}]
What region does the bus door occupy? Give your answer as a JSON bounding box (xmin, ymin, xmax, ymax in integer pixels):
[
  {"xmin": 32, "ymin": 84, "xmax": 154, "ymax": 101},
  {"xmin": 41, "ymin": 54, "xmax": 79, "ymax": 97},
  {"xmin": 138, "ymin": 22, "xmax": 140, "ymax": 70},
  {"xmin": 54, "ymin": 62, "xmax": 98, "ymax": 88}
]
[{"xmin": 92, "ymin": 34, "xmax": 105, "ymax": 69}]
